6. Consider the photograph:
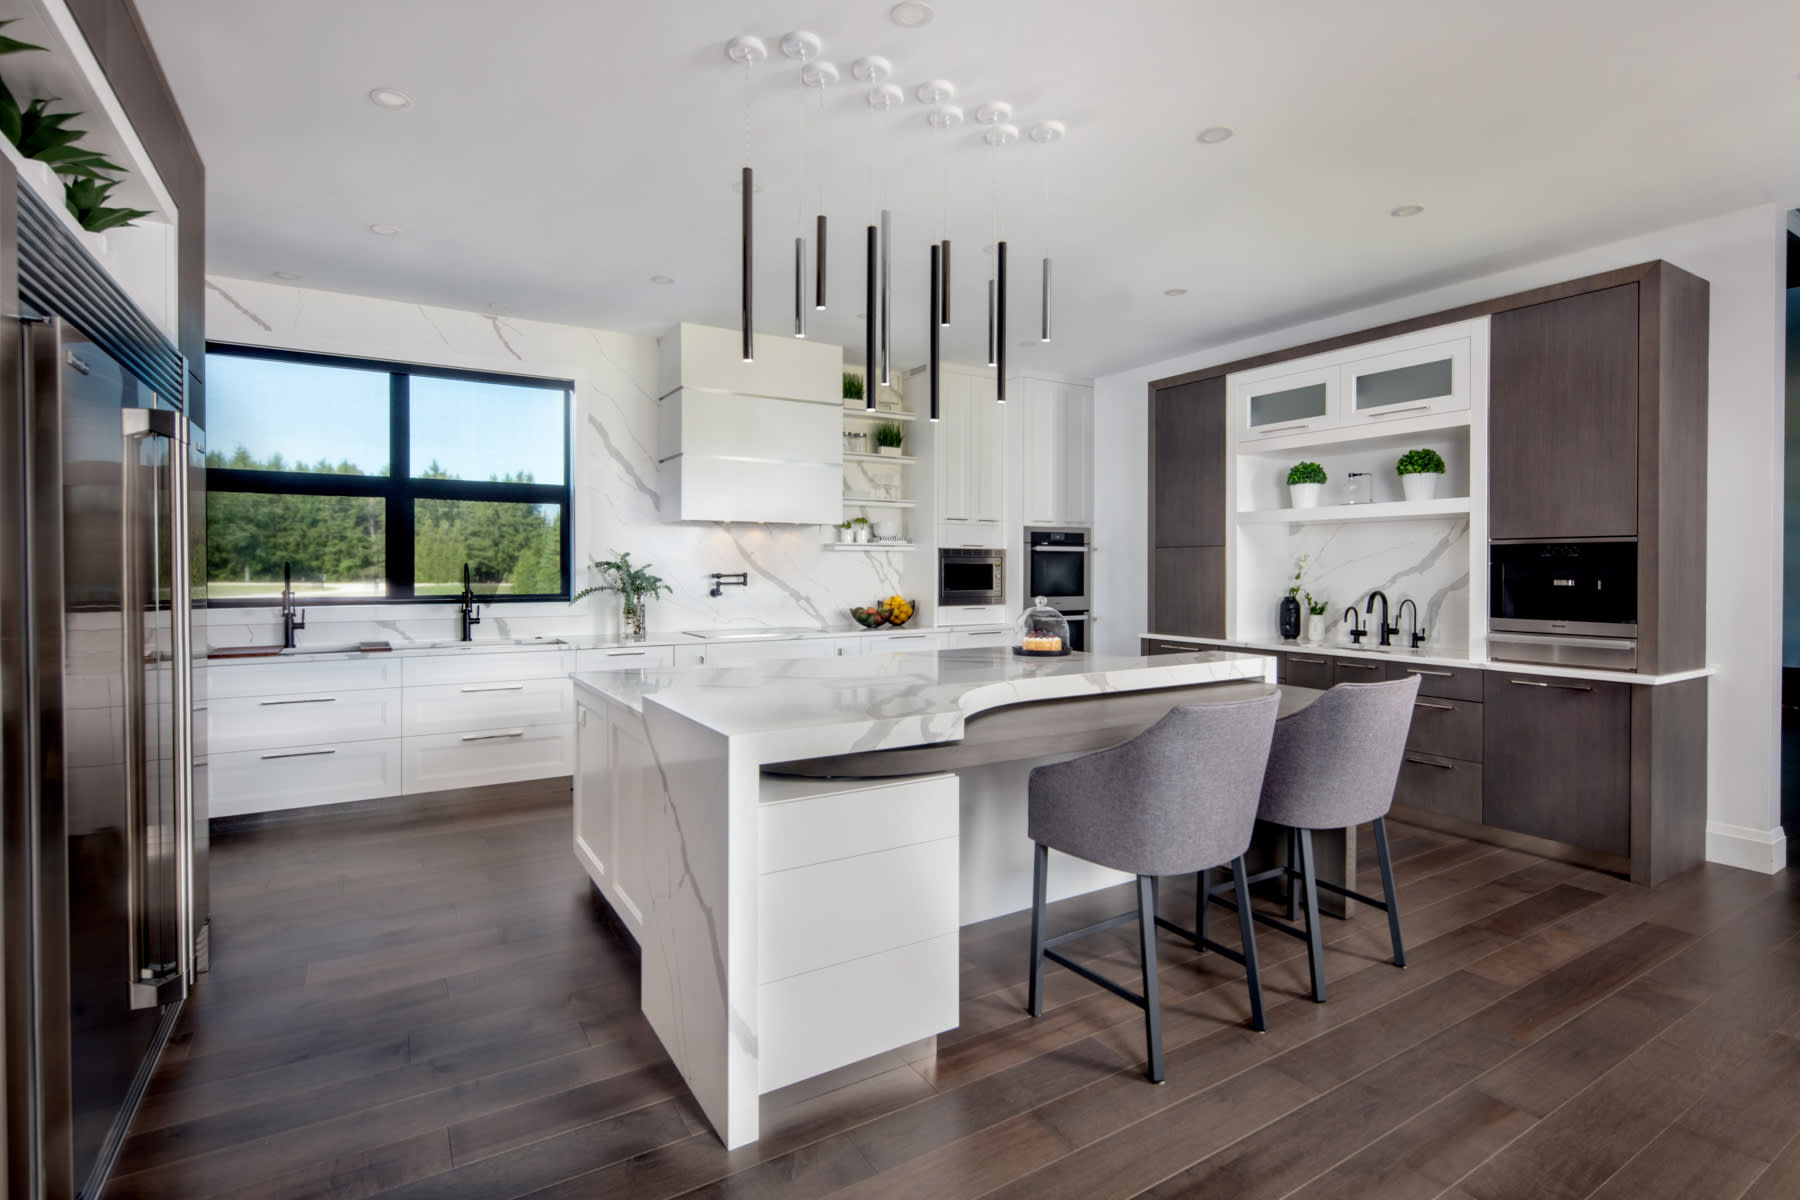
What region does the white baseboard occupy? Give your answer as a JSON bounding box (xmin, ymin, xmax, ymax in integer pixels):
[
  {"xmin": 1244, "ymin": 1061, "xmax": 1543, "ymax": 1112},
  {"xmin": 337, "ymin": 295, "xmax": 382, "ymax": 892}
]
[{"xmin": 1705, "ymin": 821, "xmax": 1788, "ymax": 874}]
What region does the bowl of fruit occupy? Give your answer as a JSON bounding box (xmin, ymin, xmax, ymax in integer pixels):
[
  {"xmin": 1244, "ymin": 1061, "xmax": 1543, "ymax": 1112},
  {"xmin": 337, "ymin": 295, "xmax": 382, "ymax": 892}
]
[{"xmin": 852, "ymin": 596, "xmax": 915, "ymax": 629}]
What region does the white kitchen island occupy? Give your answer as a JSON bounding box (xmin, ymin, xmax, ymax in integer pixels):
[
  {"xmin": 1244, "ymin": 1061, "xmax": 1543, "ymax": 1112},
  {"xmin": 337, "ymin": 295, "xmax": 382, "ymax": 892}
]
[{"xmin": 570, "ymin": 646, "xmax": 1277, "ymax": 1148}]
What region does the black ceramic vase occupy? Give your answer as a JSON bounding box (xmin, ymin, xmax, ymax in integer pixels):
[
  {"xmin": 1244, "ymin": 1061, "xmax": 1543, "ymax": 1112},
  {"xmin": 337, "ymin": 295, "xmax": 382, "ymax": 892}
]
[{"xmin": 1278, "ymin": 595, "xmax": 1302, "ymax": 641}]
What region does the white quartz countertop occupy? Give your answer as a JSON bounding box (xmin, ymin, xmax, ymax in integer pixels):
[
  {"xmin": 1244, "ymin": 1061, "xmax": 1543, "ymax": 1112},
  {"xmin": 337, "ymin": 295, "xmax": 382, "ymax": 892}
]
[
  {"xmin": 201, "ymin": 622, "xmax": 1001, "ymax": 666},
  {"xmin": 1141, "ymin": 633, "xmax": 1715, "ymax": 686},
  {"xmin": 573, "ymin": 647, "xmax": 1273, "ymax": 759}
]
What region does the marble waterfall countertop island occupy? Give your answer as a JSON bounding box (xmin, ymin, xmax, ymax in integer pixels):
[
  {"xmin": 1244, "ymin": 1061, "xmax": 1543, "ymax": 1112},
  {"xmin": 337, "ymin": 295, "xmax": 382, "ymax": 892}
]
[{"xmin": 570, "ymin": 648, "xmax": 1277, "ymax": 1148}]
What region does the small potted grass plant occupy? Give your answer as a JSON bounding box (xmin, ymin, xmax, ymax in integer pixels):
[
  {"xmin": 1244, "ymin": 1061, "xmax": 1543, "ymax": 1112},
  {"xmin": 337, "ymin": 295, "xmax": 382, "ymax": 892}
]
[
  {"xmin": 1396, "ymin": 447, "xmax": 1446, "ymax": 502},
  {"xmin": 875, "ymin": 422, "xmax": 905, "ymax": 456},
  {"xmin": 1286, "ymin": 460, "xmax": 1327, "ymax": 509}
]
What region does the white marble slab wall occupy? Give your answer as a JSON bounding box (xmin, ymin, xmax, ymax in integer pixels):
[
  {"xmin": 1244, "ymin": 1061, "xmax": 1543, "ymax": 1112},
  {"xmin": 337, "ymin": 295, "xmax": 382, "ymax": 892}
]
[
  {"xmin": 201, "ymin": 277, "xmax": 928, "ymax": 647},
  {"xmin": 1237, "ymin": 518, "xmax": 1471, "ymax": 650}
]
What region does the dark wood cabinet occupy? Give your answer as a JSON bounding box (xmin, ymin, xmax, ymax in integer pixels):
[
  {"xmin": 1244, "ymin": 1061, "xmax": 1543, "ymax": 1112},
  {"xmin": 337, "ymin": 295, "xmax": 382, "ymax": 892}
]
[
  {"xmin": 1331, "ymin": 658, "xmax": 1385, "ymax": 687},
  {"xmin": 1278, "ymin": 652, "xmax": 1333, "ymax": 691},
  {"xmin": 1394, "ymin": 754, "xmax": 1483, "ymax": 825},
  {"xmin": 1488, "ymin": 285, "xmax": 1640, "ymax": 541},
  {"xmin": 1150, "ymin": 378, "xmax": 1226, "ymax": 548},
  {"xmin": 1483, "ymin": 671, "xmax": 1631, "ymax": 858},
  {"xmin": 1404, "ymin": 694, "xmax": 1483, "ymax": 763},
  {"xmin": 1150, "ymin": 547, "xmax": 1224, "ymax": 638},
  {"xmin": 1385, "ymin": 660, "xmax": 1485, "ymax": 702}
]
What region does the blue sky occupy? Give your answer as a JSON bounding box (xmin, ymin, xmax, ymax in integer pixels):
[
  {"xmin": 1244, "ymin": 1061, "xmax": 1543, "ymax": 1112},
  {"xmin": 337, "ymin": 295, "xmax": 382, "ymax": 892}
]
[{"xmin": 205, "ymin": 354, "xmax": 566, "ymax": 483}]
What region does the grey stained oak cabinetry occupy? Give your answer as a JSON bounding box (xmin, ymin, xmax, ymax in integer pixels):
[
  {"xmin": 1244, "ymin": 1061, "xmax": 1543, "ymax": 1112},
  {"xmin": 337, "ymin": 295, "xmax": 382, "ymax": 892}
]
[
  {"xmin": 1147, "ymin": 377, "xmax": 1227, "ymax": 638},
  {"xmin": 1482, "ymin": 671, "xmax": 1632, "ymax": 859}
]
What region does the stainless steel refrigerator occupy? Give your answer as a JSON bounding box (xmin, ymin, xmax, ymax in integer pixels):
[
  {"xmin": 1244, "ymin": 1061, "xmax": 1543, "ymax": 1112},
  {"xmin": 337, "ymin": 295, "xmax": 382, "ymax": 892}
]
[{"xmin": 2, "ymin": 316, "xmax": 199, "ymax": 1199}]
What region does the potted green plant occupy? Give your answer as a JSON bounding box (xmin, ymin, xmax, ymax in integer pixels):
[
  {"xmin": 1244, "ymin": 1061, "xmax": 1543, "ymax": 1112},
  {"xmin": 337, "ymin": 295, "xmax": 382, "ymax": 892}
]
[
  {"xmin": 571, "ymin": 550, "xmax": 670, "ymax": 642},
  {"xmin": 851, "ymin": 515, "xmax": 871, "ymax": 544},
  {"xmin": 837, "ymin": 519, "xmax": 855, "ymax": 544},
  {"xmin": 1303, "ymin": 591, "xmax": 1330, "ymax": 644},
  {"xmin": 1286, "ymin": 461, "xmax": 1327, "ymax": 509},
  {"xmin": 1396, "ymin": 447, "xmax": 1447, "ymax": 502},
  {"xmin": 875, "ymin": 422, "xmax": 905, "ymax": 457},
  {"xmin": 842, "ymin": 372, "xmax": 865, "ymax": 403}
]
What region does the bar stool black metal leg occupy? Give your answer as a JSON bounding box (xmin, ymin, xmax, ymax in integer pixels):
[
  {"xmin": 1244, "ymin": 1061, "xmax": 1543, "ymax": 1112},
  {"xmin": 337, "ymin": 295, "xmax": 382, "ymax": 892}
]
[
  {"xmin": 1286, "ymin": 827, "xmax": 1300, "ymax": 921},
  {"xmin": 1136, "ymin": 874, "xmax": 1165, "ymax": 1082},
  {"xmin": 1373, "ymin": 817, "xmax": 1406, "ymax": 968},
  {"xmin": 1027, "ymin": 842, "xmax": 1049, "ymax": 1016},
  {"xmin": 1297, "ymin": 828, "xmax": 1327, "ymax": 1003},
  {"xmin": 1196, "ymin": 867, "xmax": 1213, "ymax": 945},
  {"xmin": 1229, "ymin": 856, "xmax": 1266, "ymax": 1032}
]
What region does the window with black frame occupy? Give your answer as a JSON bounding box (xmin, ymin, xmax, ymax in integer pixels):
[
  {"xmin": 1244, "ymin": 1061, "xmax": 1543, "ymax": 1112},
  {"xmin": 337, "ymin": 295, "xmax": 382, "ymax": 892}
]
[{"xmin": 203, "ymin": 346, "xmax": 572, "ymax": 604}]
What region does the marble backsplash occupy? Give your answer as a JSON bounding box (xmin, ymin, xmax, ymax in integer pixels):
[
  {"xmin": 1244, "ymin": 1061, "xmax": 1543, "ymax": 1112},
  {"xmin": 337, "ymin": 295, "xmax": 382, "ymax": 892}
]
[{"xmin": 202, "ymin": 277, "xmax": 931, "ymax": 648}]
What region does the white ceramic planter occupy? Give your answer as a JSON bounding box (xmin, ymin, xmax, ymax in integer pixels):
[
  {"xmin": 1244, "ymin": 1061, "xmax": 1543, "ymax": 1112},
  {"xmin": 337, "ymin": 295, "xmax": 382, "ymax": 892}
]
[
  {"xmin": 877, "ymin": 445, "xmax": 902, "ymax": 457},
  {"xmin": 1401, "ymin": 473, "xmax": 1442, "ymax": 503},
  {"xmin": 853, "ymin": 525, "xmax": 870, "ymax": 543},
  {"xmin": 1305, "ymin": 613, "xmax": 1328, "ymax": 644},
  {"xmin": 837, "ymin": 527, "xmax": 855, "ymax": 544},
  {"xmin": 1289, "ymin": 482, "xmax": 1325, "ymax": 509}
]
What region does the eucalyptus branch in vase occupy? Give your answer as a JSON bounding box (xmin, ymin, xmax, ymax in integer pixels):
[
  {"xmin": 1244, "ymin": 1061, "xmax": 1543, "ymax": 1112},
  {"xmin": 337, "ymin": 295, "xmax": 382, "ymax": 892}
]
[{"xmin": 572, "ymin": 551, "xmax": 671, "ymax": 642}]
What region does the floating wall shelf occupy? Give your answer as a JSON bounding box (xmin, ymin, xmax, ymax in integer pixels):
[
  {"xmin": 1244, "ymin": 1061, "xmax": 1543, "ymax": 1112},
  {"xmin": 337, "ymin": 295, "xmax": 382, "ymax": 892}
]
[{"xmin": 1237, "ymin": 497, "xmax": 1472, "ymax": 526}]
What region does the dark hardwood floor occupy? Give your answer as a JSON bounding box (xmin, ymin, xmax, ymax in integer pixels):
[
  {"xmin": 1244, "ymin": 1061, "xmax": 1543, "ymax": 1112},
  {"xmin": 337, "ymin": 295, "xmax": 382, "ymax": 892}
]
[{"xmin": 108, "ymin": 782, "xmax": 1800, "ymax": 1200}]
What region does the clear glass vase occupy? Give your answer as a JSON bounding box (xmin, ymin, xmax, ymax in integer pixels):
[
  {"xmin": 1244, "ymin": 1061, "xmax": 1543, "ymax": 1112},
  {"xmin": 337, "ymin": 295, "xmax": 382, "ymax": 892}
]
[{"xmin": 621, "ymin": 596, "xmax": 646, "ymax": 642}]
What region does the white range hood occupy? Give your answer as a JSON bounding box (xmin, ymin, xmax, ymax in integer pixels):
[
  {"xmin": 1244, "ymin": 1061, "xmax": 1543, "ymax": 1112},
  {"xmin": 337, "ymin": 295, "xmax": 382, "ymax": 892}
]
[{"xmin": 656, "ymin": 323, "xmax": 844, "ymax": 524}]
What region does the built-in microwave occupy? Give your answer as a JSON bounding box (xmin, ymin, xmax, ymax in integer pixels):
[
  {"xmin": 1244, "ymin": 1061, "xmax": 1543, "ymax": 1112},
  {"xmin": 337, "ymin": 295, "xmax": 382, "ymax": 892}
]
[
  {"xmin": 1489, "ymin": 539, "xmax": 1637, "ymax": 669},
  {"xmin": 938, "ymin": 547, "xmax": 1005, "ymax": 608}
]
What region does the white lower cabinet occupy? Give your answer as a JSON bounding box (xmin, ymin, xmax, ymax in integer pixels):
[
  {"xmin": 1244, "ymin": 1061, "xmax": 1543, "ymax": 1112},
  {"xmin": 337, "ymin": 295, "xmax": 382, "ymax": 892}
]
[
  {"xmin": 575, "ymin": 645, "xmax": 677, "ymax": 672},
  {"xmin": 403, "ymin": 677, "xmax": 572, "ymax": 736},
  {"xmin": 754, "ymin": 772, "xmax": 959, "ymax": 1094},
  {"xmin": 941, "ymin": 626, "xmax": 1012, "ymax": 650},
  {"xmin": 863, "ymin": 631, "xmax": 942, "ymax": 654},
  {"xmin": 675, "ymin": 638, "xmax": 841, "ymax": 669},
  {"xmin": 208, "ymin": 738, "xmax": 404, "ymax": 819},
  {"xmin": 402, "ymin": 722, "xmax": 573, "ymax": 794},
  {"xmin": 207, "ymin": 688, "xmax": 403, "ymax": 755},
  {"xmin": 573, "ymin": 696, "xmax": 656, "ymax": 939}
]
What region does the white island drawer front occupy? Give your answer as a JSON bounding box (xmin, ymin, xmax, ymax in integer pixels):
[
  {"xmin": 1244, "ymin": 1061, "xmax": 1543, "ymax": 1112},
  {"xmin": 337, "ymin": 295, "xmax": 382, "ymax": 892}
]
[
  {"xmin": 403, "ymin": 677, "xmax": 572, "ymax": 736},
  {"xmin": 207, "ymin": 687, "xmax": 404, "ymax": 755},
  {"xmin": 758, "ymin": 932, "xmax": 958, "ymax": 1094},
  {"xmin": 204, "ymin": 657, "xmax": 401, "ymax": 700},
  {"xmin": 759, "ymin": 773, "xmax": 958, "ymax": 873},
  {"xmin": 575, "ymin": 645, "xmax": 677, "ymax": 672},
  {"xmin": 401, "ymin": 650, "xmax": 575, "ymax": 689},
  {"xmin": 758, "ymin": 837, "xmax": 960, "ymax": 984},
  {"xmin": 208, "ymin": 738, "xmax": 404, "ymax": 818},
  {"xmin": 402, "ymin": 722, "xmax": 574, "ymax": 794}
]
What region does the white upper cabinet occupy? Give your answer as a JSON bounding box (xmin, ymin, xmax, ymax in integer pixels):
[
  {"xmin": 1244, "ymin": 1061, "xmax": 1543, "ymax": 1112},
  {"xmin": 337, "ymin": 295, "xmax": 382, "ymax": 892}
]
[
  {"xmin": 928, "ymin": 366, "xmax": 1005, "ymax": 547},
  {"xmin": 1019, "ymin": 377, "xmax": 1094, "ymax": 527},
  {"xmin": 1230, "ymin": 319, "xmax": 1484, "ymax": 448}
]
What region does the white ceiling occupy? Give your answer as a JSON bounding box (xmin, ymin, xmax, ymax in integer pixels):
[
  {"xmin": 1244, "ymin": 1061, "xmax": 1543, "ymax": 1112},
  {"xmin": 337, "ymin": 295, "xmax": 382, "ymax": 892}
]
[{"xmin": 138, "ymin": 0, "xmax": 1800, "ymax": 378}]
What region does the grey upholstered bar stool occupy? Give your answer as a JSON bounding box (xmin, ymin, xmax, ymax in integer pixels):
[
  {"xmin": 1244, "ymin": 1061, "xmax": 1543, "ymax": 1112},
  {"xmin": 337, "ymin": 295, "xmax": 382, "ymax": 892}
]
[
  {"xmin": 1202, "ymin": 676, "xmax": 1419, "ymax": 1004},
  {"xmin": 1025, "ymin": 693, "xmax": 1281, "ymax": 1083}
]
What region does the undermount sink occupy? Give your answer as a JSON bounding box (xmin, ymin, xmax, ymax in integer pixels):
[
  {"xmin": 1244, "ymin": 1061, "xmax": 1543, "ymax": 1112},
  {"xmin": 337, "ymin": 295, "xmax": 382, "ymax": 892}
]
[
  {"xmin": 681, "ymin": 627, "xmax": 817, "ymax": 642},
  {"xmin": 419, "ymin": 637, "xmax": 570, "ymax": 650}
]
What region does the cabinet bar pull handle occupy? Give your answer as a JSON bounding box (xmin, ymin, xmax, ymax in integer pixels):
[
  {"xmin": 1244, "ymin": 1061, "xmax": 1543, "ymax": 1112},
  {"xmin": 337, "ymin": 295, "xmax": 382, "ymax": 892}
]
[
  {"xmin": 1289, "ymin": 656, "xmax": 1326, "ymax": 665},
  {"xmin": 261, "ymin": 748, "xmax": 337, "ymax": 760},
  {"xmin": 1404, "ymin": 753, "xmax": 1454, "ymax": 769},
  {"xmin": 1509, "ymin": 679, "xmax": 1592, "ymax": 692},
  {"xmin": 1252, "ymin": 417, "xmax": 1313, "ymax": 433},
  {"xmin": 460, "ymin": 683, "xmax": 527, "ymax": 692},
  {"xmin": 1415, "ymin": 700, "xmax": 1456, "ymax": 711},
  {"xmin": 1406, "ymin": 668, "xmax": 1454, "ymax": 678},
  {"xmin": 1340, "ymin": 662, "xmax": 1381, "ymax": 671},
  {"xmin": 461, "ymin": 729, "xmax": 526, "ymax": 742},
  {"xmin": 259, "ymin": 696, "xmax": 336, "ymax": 706},
  {"xmin": 605, "ymin": 650, "xmax": 646, "ymax": 657},
  {"xmin": 1363, "ymin": 402, "xmax": 1433, "ymax": 417}
]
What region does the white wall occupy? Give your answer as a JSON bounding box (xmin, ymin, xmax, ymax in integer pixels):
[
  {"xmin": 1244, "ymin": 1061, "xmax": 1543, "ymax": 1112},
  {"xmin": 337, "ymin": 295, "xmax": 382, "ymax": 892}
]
[
  {"xmin": 1096, "ymin": 203, "xmax": 1790, "ymax": 873},
  {"xmin": 201, "ymin": 277, "xmax": 928, "ymax": 648}
]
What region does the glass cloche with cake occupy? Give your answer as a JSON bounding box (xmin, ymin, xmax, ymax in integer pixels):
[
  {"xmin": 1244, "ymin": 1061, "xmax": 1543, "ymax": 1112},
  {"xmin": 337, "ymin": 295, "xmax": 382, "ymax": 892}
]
[{"xmin": 1012, "ymin": 596, "xmax": 1073, "ymax": 657}]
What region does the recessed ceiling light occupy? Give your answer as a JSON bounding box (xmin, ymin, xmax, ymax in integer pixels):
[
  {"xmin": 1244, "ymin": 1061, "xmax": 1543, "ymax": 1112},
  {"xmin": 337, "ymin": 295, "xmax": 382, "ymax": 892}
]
[
  {"xmin": 272, "ymin": 271, "xmax": 302, "ymax": 280},
  {"xmin": 368, "ymin": 223, "xmax": 401, "ymax": 236},
  {"xmin": 649, "ymin": 275, "xmax": 674, "ymax": 285},
  {"xmin": 368, "ymin": 87, "xmax": 412, "ymax": 110},
  {"xmin": 1164, "ymin": 288, "xmax": 1189, "ymax": 296},
  {"xmin": 890, "ymin": 1, "xmax": 934, "ymax": 28},
  {"xmin": 1390, "ymin": 204, "xmax": 1425, "ymax": 218},
  {"xmin": 1195, "ymin": 127, "xmax": 1233, "ymax": 144}
]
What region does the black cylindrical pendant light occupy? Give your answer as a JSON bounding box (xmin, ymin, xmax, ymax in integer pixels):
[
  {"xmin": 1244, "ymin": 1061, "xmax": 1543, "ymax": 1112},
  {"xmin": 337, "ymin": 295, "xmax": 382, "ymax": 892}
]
[
  {"xmin": 794, "ymin": 237, "xmax": 806, "ymax": 338},
  {"xmin": 815, "ymin": 214, "xmax": 827, "ymax": 309},
  {"xmin": 864, "ymin": 224, "xmax": 877, "ymax": 410},
  {"xmin": 987, "ymin": 278, "xmax": 996, "ymax": 367},
  {"xmin": 1041, "ymin": 256, "xmax": 1051, "ymax": 343},
  {"xmin": 996, "ymin": 240, "xmax": 1007, "ymax": 403},
  {"xmin": 741, "ymin": 166, "xmax": 754, "ymax": 362},
  {"xmin": 929, "ymin": 242, "xmax": 941, "ymax": 422},
  {"xmin": 880, "ymin": 210, "xmax": 891, "ymax": 387},
  {"xmin": 940, "ymin": 239, "xmax": 951, "ymax": 325}
]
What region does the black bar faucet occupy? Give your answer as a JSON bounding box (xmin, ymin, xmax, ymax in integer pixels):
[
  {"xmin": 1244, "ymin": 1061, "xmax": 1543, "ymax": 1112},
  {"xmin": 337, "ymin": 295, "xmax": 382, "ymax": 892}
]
[
  {"xmin": 1396, "ymin": 598, "xmax": 1426, "ymax": 649},
  {"xmin": 1366, "ymin": 589, "xmax": 1399, "ymax": 648},
  {"xmin": 1342, "ymin": 605, "xmax": 1367, "ymax": 645},
  {"xmin": 459, "ymin": 563, "xmax": 481, "ymax": 642},
  {"xmin": 280, "ymin": 561, "xmax": 306, "ymax": 649}
]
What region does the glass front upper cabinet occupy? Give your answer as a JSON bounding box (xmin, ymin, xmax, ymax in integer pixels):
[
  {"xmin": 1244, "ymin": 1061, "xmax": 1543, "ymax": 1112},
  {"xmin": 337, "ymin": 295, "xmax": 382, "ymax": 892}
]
[
  {"xmin": 1341, "ymin": 338, "xmax": 1470, "ymax": 423},
  {"xmin": 1238, "ymin": 365, "xmax": 1337, "ymax": 440}
]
